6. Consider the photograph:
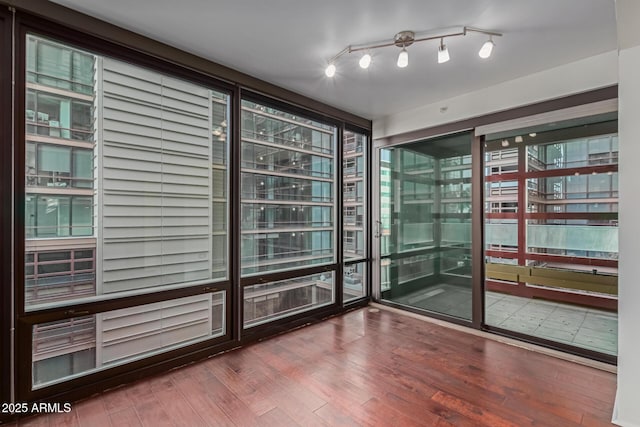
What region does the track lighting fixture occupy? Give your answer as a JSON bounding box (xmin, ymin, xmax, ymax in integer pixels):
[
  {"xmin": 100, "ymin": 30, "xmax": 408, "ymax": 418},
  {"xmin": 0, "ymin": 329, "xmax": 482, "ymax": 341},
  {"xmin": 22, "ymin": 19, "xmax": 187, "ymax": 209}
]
[{"xmin": 324, "ymin": 26, "xmax": 501, "ymax": 77}]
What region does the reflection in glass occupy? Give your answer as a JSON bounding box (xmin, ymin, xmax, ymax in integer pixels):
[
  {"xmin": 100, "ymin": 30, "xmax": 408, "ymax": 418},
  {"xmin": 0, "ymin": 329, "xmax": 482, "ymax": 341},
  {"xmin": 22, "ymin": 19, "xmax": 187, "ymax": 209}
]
[
  {"xmin": 32, "ymin": 292, "xmax": 226, "ymax": 388},
  {"xmin": 344, "ymin": 262, "xmax": 366, "ymax": 302},
  {"xmin": 380, "ymin": 132, "xmax": 472, "ymax": 320},
  {"xmin": 244, "ymin": 272, "xmax": 334, "ymax": 327}
]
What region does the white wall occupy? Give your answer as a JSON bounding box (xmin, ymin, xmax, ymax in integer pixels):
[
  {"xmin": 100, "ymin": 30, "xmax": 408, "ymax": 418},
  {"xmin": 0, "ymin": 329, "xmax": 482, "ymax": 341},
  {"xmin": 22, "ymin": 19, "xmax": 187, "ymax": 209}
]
[
  {"xmin": 373, "ymin": 51, "xmax": 618, "ymax": 140},
  {"xmin": 614, "ymin": 43, "xmax": 640, "ymax": 427},
  {"xmin": 613, "ymin": 2, "xmax": 640, "ymax": 425}
]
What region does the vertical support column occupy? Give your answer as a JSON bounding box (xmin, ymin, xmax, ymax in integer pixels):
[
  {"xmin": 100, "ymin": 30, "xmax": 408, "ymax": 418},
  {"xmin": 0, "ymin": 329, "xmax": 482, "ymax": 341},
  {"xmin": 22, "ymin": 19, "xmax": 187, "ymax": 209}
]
[
  {"xmin": 433, "ymin": 153, "xmax": 442, "ymax": 279},
  {"xmin": 371, "ymin": 145, "xmax": 381, "ymax": 301},
  {"xmin": 231, "ymin": 87, "xmax": 242, "ymax": 340},
  {"xmin": 471, "ymin": 135, "xmax": 484, "ymax": 329},
  {"xmin": 388, "ymin": 149, "xmax": 402, "ymax": 296},
  {"xmin": 366, "ymin": 132, "xmax": 373, "ymax": 300},
  {"xmin": 336, "ymin": 124, "xmax": 344, "ymax": 307},
  {"xmin": 0, "ymin": 6, "xmax": 13, "ymax": 409},
  {"xmin": 517, "ymin": 143, "xmax": 527, "ymax": 274}
]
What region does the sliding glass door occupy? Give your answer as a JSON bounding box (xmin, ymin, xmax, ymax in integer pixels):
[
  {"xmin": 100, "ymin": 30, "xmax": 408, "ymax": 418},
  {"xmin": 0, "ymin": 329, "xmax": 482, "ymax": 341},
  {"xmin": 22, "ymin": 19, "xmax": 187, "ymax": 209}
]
[
  {"xmin": 484, "ymin": 114, "xmax": 618, "ymax": 357},
  {"xmin": 375, "ymin": 112, "xmax": 618, "ymax": 361},
  {"xmin": 379, "ymin": 132, "xmax": 473, "ymax": 320}
]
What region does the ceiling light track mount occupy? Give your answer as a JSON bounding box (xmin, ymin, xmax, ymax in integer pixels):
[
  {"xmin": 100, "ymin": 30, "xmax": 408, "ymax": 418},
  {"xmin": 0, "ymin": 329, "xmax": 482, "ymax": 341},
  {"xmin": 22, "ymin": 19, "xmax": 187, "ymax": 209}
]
[{"xmin": 325, "ymin": 26, "xmax": 502, "ymax": 76}]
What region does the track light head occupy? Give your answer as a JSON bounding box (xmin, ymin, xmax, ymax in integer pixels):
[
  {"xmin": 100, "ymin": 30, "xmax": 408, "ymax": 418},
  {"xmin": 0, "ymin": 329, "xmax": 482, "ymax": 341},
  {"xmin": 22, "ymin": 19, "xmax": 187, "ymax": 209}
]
[
  {"xmin": 325, "ymin": 63, "xmax": 336, "ymax": 77},
  {"xmin": 397, "ymin": 48, "xmax": 408, "ymax": 68},
  {"xmin": 438, "ymin": 39, "xmax": 450, "ymax": 64},
  {"xmin": 479, "ymin": 38, "xmax": 495, "ymax": 59},
  {"xmin": 359, "ymin": 53, "xmax": 372, "ymax": 69}
]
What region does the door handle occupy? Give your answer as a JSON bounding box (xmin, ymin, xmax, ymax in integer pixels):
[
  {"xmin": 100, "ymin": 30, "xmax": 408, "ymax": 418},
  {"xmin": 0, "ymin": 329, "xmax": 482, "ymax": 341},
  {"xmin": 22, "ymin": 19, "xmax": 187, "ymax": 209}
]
[{"xmin": 374, "ymin": 220, "xmax": 382, "ymax": 238}]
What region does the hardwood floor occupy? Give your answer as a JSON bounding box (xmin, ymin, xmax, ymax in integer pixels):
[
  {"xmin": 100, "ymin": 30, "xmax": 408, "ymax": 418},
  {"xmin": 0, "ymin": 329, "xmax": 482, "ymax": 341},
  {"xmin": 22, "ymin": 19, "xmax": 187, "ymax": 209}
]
[{"xmin": 5, "ymin": 306, "xmax": 616, "ymax": 426}]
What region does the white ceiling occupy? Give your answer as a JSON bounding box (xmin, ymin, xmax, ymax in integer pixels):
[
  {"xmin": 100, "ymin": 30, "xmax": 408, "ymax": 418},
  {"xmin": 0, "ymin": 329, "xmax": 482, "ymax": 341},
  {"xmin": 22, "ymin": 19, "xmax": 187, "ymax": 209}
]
[{"xmin": 51, "ymin": 0, "xmax": 617, "ymax": 120}]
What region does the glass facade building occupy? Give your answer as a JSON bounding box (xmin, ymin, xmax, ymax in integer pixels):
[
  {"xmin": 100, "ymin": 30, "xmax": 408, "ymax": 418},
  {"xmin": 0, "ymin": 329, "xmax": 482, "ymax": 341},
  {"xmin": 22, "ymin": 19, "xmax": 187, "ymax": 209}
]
[{"xmin": 25, "ymin": 35, "xmax": 97, "ymax": 308}]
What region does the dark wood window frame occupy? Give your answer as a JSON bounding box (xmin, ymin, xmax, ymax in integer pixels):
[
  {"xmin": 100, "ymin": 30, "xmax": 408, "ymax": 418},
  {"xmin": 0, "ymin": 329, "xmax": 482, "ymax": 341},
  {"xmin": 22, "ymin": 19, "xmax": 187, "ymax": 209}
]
[{"xmin": 0, "ymin": 5, "xmax": 13, "ymax": 413}]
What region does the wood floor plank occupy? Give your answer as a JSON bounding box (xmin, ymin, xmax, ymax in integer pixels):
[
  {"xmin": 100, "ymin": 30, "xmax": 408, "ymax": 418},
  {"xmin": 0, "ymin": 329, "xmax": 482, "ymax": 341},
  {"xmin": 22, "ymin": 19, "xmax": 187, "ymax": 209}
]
[
  {"xmin": 171, "ymin": 374, "xmax": 234, "ymax": 427},
  {"xmin": 47, "ymin": 407, "xmax": 79, "ymax": 427},
  {"xmin": 107, "ymin": 408, "xmax": 141, "ymax": 427},
  {"xmin": 17, "ymin": 415, "xmax": 49, "ymax": 427},
  {"xmin": 205, "ymin": 361, "xmax": 276, "ymax": 417},
  {"xmin": 256, "ymin": 407, "xmax": 301, "ymax": 427},
  {"xmin": 73, "ymin": 398, "xmax": 111, "ymax": 427},
  {"xmin": 313, "ymin": 402, "xmax": 366, "ymax": 427},
  {"xmin": 200, "ymin": 374, "xmax": 260, "ymax": 427},
  {"xmin": 101, "ymin": 387, "xmax": 133, "ymax": 414},
  {"xmin": 149, "ymin": 377, "xmax": 207, "ymax": 427},
  {"xmin": 431, "ymin": 390, "xmax": 528, "ymax": 427}
]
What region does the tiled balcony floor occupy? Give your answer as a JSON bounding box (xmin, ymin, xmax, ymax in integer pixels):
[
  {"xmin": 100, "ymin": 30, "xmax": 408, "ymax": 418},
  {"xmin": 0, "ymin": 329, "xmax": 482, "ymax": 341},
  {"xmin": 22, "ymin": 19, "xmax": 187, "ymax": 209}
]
[
  {"xmin": 486, "ymin": 292, "xmax": 617, "ymax": 355},
  {"xmin": 393, "ymin": 284, "xmax": 617, "ymax": 355}
]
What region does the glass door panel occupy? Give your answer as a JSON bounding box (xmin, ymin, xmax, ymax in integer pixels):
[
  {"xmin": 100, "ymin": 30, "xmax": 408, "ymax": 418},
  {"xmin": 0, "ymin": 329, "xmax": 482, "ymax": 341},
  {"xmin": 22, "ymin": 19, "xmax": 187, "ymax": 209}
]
[
  {"xmin": 483, "ymin": 115, "xmax": 618, "ymax": 357},
  {"xmin": 380, "ymin": 132, "xmax": 472, "ymax": 320}
]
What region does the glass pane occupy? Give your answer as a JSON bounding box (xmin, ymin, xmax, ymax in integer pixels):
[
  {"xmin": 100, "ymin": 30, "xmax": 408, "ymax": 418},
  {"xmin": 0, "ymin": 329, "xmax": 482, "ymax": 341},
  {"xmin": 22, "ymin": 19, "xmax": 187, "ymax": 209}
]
[
  {"xmin": 244, "ymin": 272, "xmax": 334, "ymax": 327},
  {"xmin": 72, "ymin": 149, "xmax": 93, "ymax": 188},
  {"xmin": 26, "ymin": 34, "xmax": 231, "ymax": 310},
  {"xmin": 38, "ymin": 145, "xmax": 70, "ymax": 173},
  {"xmin": 71, "ymin": 101, "xmax": 93, "ymax": 141},
  {"xmin": 344, "ymin": 262, "xmax": 366, "ymax": 302},
  {"xmin": 25, "ymin": 195, "xmax": 36, "ymax": 238},
  {"xmin": 484, "ymin": 116, "xmax": 618, "ymax": 356},
  {"xmin": 35, "ymin": 93, "xmax": 71, "ymax": 139},
  {"xmin": 36, "ymin": 40, "xmax": 72, "ymax": 90},
  {"xmin": 31, "ymin": 292, "xmax": 226, "ymax": 388},
  {"xmin": 343, "ymin": 130, "xmax": 367, "ymax": 261},
  {"xmin": 71, "ymin": 197, "xmax": 93, "ymax": 236},
  {"xmin": 240, "ymin": 100, "xmax": 336, "ymax": 276},
  {"xmin": 36, "ymin": 196, "xmax": 70, "ymax": 237},
  {"xmin": 26, "ymin": 249, "xmax": 95, "ymax": 306},
  {"xmin": 380, "ymin": 132, "xmax": 473, "ymax": 320}
]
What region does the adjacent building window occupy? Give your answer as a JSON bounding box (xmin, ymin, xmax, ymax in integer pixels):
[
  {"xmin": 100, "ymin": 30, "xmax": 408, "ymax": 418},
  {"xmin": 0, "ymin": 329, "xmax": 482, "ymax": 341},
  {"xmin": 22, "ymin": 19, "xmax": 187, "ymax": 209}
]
[
  {"xmin": 26, "ymin": 91, "xmax": 93, "ymax": 141},
  {"xmin": 25, "ymin": 195, "xmax": 93, "ymax": 238},
  {"xmin": 26, "ymin": 143, "xmax": 93, "ymax": 188},
  {"xmin": 27, "ymin": 35, "xmax": 94, "ymax": 95},
  {"xmin": 25, "ymin": 249, "xmax": 95, "ymax": 305}
]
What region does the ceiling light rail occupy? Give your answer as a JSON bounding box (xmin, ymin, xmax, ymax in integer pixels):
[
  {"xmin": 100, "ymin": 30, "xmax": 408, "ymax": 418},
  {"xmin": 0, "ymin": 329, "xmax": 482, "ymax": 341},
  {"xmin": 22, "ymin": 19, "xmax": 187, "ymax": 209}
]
[{"xmin": 325, "ymin": 26, "xmax": 502, "ymax": 77}]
